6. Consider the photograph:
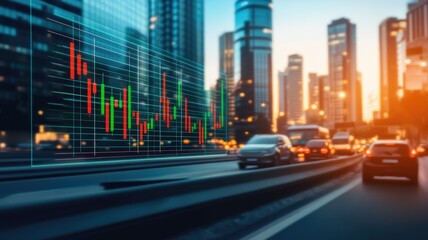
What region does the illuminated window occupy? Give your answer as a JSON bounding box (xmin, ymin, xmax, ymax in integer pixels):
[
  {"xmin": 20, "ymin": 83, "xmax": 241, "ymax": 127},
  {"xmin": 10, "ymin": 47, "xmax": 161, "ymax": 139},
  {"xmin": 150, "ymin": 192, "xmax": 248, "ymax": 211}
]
[{"xmin": 239, "ymin": 92, "xmax": 245, "ymax": 97}]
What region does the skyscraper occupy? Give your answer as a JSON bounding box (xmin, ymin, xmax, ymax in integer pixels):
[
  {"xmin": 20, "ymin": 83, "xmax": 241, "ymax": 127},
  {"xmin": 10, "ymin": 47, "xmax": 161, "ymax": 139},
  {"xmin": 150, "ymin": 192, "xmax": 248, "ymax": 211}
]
[
  {"xmin": 379, "ymin": 17, "xmax": 406, "ymax": 119},
  {"xmin": 356, "ymin": 72, "xmax": 363, "ymax": 122},
  {"xmin": 219, "ymin": 32, "xmax": 235, "ymax": 136},
  {"xmin": 286, "ymin": 54, "xmax": 304, "ymax": 124},
  {"xmin": 318, "ymin": 75, "xmax": 328, "ymax": 113},
  {"xmin": 327, "ymin": 18, "xmax": 358, "ymax": 125},
  {"xmin": 405, "ymin": 0, "xmax": 428, "ymax": 91},
  {"xmin": 278, "ymin": 71, "xmax": 287, "ymax": 115},
  {"xmin": 0, "ymin": 0, "xmax": 83, "ymax": 146},
  {"xmin": 308, "ymin": 72, "xmax": 319, "ymax": 109},
  {"xmin": 148, "ymin": 0, "xmax": 205, "ymax": 123},
  {"xmin": 234, "ymin": 0, "xmax": 273, "ymax": 141},
  {"xmin": 148, "ymin": 0, "xmax": 204, "ymax": 65}
]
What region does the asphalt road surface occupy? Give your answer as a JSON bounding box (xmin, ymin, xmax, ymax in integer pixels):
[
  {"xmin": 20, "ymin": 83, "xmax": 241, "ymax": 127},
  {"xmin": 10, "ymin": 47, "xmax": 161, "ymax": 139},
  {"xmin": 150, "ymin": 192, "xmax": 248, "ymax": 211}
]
[{"xmin": 245, "ymin": 157, "xmax": 428, "ymax": 240}]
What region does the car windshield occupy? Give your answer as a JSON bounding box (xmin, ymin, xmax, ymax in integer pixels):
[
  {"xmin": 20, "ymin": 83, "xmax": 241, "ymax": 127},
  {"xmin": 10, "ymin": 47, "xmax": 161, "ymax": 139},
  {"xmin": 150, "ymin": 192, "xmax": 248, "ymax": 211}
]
[
  {"xmin": 247, "ymin": 136, "xmax": 277, "ymax": 145},
  {"xmin": 371, "ymin": 144, "xmax": 410, "ymax": 157},
  {"xmin": 332, "ymin": 139, "xmax": 349, "ymax": 144},
  {"xmin": 307, "ymin": 141, "xmax": 326, "ymax": 148},
  {"xmin": 288, "ymin": 130, "xmax": 319, "ymax": 146}
]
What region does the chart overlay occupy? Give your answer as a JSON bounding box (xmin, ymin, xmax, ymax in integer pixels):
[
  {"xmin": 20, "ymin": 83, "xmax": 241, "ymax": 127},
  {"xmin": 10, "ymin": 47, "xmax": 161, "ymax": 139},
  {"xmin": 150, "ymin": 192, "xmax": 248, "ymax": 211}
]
[{"xmin": 30, "ymin": 3, "xmax": 227, "ymax": 165}]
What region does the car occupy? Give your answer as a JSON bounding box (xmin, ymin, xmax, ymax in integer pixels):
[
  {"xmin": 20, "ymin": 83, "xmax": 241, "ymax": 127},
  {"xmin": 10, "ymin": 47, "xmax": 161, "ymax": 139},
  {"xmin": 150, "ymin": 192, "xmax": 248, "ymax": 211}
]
[
  {"xmin": 331, "ymin": 132, "xmax": 355, "ymax": 155},
  {"xmin": 360, "ymin": 143, "xmax": 372, "ymax": 153},
  {"xmin": 416, "ymin": 143, "xmax": 428, "ymax": 157},
  {"xmin": 362, "ymin": 140, "xmax": 419, "ymax": 184},
  {"xmin": 304, "ymin": 139, "xmax": 335, "ymax": 161},
  {"xmin": 238, "ymin": 134, "xmax": 293, "ymax": 169}
]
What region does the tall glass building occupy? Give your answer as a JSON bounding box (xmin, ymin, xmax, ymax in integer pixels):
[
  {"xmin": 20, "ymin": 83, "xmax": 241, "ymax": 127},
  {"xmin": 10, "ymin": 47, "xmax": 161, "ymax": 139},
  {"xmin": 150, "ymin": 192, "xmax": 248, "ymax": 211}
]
[
  {"xmin": 0, "ymin": 0, "xmax": 83, "ymax": 146},
  {"xmin": 0, "ymin": 0, "xmax": 149, "ymax": 147},
  {"xmin": 379, "ymin": 17, "xmax": 406, "ymax": 119},
  {"xmin": 327, "ymin": 18, "xmax": 358, "ymax": 125},
  {"xmin": 286, "ymin": 54, "xmax": 304, "ymax": 124},
  {"xmin": 148, "ymin": 0, "xmax": 205, "ymax": 129},
  {"xmin": 219, "ymin": 31, "xmax": 235, "ymax": 139},
  {"xmin": 234, "ymin": 0, "xmax": 272, "ymax": 141}
]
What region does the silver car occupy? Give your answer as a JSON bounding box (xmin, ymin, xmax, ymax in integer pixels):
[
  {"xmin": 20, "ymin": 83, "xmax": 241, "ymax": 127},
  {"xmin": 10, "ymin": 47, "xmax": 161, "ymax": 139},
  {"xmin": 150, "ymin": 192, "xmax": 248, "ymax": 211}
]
[{"xmin": 238, "ymin": 134, "xmax": 293, "ymax": 169}]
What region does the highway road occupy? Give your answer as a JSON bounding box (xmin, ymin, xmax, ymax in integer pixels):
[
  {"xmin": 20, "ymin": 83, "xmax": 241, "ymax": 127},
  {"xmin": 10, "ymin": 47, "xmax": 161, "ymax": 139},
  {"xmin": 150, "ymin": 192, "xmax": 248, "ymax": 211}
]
[
  {"xmin": 0, "ymin": 160, "xmax": 242, "ymax": 198},
  {"xmin": 3, "ymin": 155, "xmax": 427, "ymax": 239},
  {"xmin": 244, "ymin": 157, "xmax": 428, "ymax": 240}
]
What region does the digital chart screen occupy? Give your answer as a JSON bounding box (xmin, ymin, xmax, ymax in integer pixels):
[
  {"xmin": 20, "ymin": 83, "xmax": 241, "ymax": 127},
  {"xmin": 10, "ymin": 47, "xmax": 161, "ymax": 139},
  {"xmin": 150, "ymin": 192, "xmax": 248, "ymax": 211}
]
[{"xmin": 30, "ymin": 1, "xmax": 228, "ymax": 166}]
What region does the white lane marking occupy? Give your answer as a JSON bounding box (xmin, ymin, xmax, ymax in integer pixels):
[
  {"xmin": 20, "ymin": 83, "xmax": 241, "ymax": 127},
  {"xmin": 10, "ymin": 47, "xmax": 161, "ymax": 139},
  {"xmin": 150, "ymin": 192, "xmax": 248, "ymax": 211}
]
[{"xmin": 242, "ymin": 178, "xmax": 361, "ymax": 240}]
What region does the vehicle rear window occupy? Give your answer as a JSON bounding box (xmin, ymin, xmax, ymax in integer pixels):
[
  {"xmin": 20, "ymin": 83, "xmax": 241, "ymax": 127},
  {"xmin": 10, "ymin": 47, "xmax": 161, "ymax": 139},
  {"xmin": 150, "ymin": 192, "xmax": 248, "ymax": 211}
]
[
  {"xmin": 247, "ymin": 136, "xmax": 277, "ymax": 145},
  {"xmin": 371, "ymin": 144, "xmax": 410, "ymax": 157},
  {"xmin": 306, "ymin": 141, "xmax": 326, "ymax": 147},
  {"xmin": 288, "ymin": 130, "xmax": 319, "ymax": 146},
  {"xmin": 332, "ymin": 139, "xmax": 349, "ymax": 144}
]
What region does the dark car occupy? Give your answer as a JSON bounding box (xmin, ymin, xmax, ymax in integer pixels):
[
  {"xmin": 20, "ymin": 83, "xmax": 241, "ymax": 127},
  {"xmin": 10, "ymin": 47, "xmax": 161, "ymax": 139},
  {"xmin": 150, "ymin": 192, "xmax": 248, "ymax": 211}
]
[
  {"xmin": 362, "ymin": 140, "xmax": 419, "ymax": 184},
  {"xmin": 304, "ymin": 139, "xmax": 335, "ymax": 161},
  {"xmin": 238, "ymin": 134, "xmax": 293, "ymax": 169},
  {"xmin": 416, "ymin": 143, "xmax": 428, "ymax": 157}
]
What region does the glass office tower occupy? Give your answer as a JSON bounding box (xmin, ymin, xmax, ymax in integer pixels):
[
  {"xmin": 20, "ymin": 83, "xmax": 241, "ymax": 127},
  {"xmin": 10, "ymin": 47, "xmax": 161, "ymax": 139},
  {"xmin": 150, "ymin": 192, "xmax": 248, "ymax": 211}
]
[
  {"xmin": 0, "ymin": 0, "xmax": 83, "ymax": 146},
  {"xmin": 327, "ymin": 18, "xmax": 358, "ymax": 126},
  {"xmin": 234, "ymin": 0, "xmax": 272, "ymax": 142}
]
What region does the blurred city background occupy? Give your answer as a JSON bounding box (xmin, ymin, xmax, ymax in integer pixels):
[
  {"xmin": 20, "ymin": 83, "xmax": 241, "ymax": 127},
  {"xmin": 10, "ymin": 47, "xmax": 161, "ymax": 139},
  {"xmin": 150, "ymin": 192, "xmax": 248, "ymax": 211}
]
[{"xmin": 0, "ymin": 0, "xmax": 427, "ymax": 164}]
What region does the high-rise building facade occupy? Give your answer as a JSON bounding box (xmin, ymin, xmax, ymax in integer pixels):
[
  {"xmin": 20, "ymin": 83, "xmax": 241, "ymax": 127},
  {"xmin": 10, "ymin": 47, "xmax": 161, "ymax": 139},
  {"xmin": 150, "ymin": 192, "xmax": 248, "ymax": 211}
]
[
  {"xmin": 234, "ymin": 0, "xmax": 272, "ymax": 141},
  {"xmin": 308, "ymin": 72, "xmax": 319, "ymax": 109},
  {"xmin": 318, "ymin": 75, "xmax": 328, "ymax": 113},
  {"xmin": 286, "ymin": 54, "xmax": 304, "ymax": 124},
  {"xmin": 148, "ymin": 0, "xmax": 205, "ymax": 121},
  {"xmin": 356, "ymin": 72, "xmax": 363, "ymax": 122},
  {"xmin": 0, "ymin": 0, "xmax": 83, "ymax": 145},
  {"xmin": 278, "ymin": 71, "xmax": 287, "ymax": 115},
  {"xmin": 327, "ymin": 18, "xmax": 358, "ymax": 125},
  {"xmin": 148, "ymin": 0, "xmax": 204, "ymax": 65},
  {"xmin": 379, "ymin": 17, "xmax": 406, "ymax": 119},
  {"xmin": 219, "ymin": 32, "xmax": 235, "ymax": 130},
  {"xmin": 405, "ymin": 0, "xmax": 428, "ymax": 91}
]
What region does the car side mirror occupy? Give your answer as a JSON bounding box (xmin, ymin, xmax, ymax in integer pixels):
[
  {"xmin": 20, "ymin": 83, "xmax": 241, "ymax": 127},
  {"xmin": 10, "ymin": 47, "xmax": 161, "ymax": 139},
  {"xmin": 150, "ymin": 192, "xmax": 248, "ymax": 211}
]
[{"xmin": 277, "ymin": 140, "xmax": 285, "ymax": 146}]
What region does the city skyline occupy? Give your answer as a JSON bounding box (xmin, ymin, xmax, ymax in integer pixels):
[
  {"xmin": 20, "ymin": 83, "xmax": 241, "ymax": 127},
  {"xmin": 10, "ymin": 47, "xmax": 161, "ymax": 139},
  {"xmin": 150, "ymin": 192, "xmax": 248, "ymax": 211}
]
[{"xmin": 205, "ymin": 0, "xmax": 408, "ymax": 121}]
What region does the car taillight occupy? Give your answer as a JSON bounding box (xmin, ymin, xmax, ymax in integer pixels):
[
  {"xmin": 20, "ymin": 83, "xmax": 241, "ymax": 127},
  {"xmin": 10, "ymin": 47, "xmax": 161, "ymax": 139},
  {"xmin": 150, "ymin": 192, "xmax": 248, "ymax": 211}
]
[
  {"xmin": 298, "ymin": 147, "xmax": 305, "ymax": 153},
  {"xmin": 304, "ymin": 148, "xmax": 310, "ymax": 154},
  {"xmin": 410, "ymin": 149, "xmax": 417, "ymax": 158},
  {"xmin": 320, "ymin": 148, "xmax": 328, "ymax": 154},
  {"xmin": 364, "ymin": 149, "xmax": 371, "ymax": 158},
  {"xmin": 417, "ymin": 146, "xmax": 425, "ymax": 153}
]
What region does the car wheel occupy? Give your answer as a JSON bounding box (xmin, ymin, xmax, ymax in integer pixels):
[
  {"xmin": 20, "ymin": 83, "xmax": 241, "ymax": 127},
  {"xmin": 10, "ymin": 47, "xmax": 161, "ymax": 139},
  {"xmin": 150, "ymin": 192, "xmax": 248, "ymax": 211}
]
[
  {"xmin": 362, "ymin": 172, "xmax": 373, "ymax": 183},
  {"xmin": 238, "ymin": 162, "xmax": 246, "ymax": 170}
]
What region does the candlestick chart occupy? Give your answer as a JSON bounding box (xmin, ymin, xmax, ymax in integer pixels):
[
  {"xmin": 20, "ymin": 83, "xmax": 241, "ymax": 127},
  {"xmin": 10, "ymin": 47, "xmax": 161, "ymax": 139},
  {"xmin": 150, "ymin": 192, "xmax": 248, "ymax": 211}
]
[{"xmin": 31, "ymin": 6, "xmax": 228, "ymax": 165}]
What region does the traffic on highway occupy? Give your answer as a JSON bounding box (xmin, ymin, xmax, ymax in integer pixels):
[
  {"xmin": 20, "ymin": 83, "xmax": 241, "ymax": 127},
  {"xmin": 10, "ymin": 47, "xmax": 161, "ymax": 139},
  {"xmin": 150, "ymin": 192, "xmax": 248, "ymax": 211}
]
[{"xmin": 2, "ymin": 0, "xmax": 428, "ymax": 239}]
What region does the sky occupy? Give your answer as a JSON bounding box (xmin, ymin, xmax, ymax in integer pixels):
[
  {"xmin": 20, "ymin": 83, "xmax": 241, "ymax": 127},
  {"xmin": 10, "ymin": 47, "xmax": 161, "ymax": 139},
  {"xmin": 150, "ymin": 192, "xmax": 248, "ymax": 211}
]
[{"xmin": 204, "ymin": 0, "xmax": 410, "ymax": 121}]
